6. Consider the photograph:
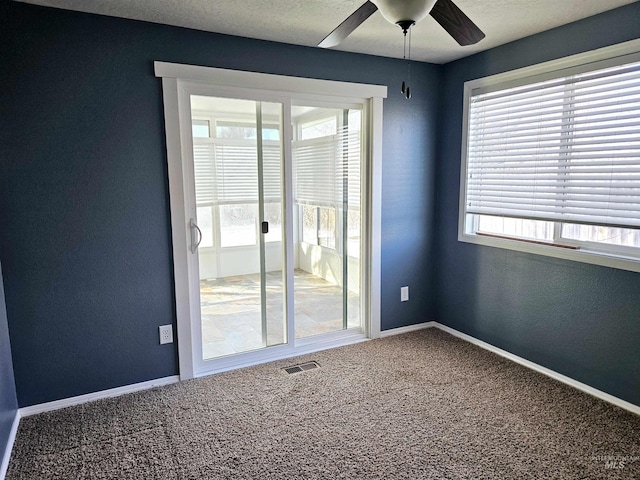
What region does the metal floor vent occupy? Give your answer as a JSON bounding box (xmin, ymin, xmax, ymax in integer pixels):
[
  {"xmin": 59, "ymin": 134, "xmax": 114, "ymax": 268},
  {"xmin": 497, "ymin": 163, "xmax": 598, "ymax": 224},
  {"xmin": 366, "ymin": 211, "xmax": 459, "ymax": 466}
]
[{"xmin": 283, "ymin": 361, "xmax": 320, "ymax": 374}]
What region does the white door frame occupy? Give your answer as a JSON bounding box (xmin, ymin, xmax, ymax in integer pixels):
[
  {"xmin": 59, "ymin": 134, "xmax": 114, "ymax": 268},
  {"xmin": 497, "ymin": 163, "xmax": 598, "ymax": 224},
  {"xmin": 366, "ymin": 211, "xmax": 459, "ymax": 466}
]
[{"xmin": 155, "ymin": 61, "xmax": 386, "ymax": 379}]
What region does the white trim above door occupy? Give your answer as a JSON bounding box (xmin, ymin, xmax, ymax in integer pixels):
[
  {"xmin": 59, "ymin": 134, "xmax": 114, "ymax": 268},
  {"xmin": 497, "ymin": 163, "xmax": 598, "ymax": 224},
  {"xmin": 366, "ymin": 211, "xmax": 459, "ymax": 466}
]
[{"xmin": 156, "ymin": 62, "xmax": 386, "ymax": 379}]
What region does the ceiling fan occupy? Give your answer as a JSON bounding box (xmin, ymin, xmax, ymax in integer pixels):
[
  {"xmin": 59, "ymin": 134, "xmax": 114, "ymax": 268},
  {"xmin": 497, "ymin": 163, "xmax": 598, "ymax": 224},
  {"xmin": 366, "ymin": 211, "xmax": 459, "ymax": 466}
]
[
  {"xmin": 318, "ymin": 0, "xmax": 485, "ymax": 49},
  {"xmin": 319, "ymin": 0, "xmax": 485, "ymax": 99}
]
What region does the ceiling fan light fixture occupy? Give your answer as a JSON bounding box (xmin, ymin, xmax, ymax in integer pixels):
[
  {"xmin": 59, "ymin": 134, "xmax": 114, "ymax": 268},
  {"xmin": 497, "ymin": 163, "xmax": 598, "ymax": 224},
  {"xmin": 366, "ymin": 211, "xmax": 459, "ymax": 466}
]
[
  {"xmin": 371, "ymin": 0, "xmax": 438, "ymax": 25},
  {"xmin": 318, "ymin": 0, "xmax": 486, "ymax": 51}
]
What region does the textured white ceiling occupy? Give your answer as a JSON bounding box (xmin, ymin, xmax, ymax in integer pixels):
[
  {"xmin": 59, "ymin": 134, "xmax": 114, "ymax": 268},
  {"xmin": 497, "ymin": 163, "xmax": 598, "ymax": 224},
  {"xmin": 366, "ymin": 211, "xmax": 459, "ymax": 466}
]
[{"xmin": 16, "ymin": 0, "xmax": 639, "ymax": 63}]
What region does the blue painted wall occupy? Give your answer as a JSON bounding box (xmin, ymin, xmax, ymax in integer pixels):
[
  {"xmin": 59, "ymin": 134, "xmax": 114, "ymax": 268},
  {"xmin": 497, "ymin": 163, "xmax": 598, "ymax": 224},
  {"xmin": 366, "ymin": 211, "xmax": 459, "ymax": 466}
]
[
  {"xmin": 2, "ymin": 0, "xmax": 638, "ymax": 410},
  {"xmin": 435, "ymin": 3, "xmax": 640, "ymax": 406},
  {"xmin": 0, "ymin": 263, "xmax": 18, "ymax": 464},
  {"xmin": 0, "ymin": 1, "xmax": 439, "ymax": 406}
]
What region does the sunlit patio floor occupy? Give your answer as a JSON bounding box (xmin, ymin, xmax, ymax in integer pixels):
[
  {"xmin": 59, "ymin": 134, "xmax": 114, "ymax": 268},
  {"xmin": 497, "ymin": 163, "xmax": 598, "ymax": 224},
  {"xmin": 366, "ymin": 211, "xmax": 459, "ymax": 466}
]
[{"xmin": 199, "ymin": 269, "xmax": 359, "ymax": 359}]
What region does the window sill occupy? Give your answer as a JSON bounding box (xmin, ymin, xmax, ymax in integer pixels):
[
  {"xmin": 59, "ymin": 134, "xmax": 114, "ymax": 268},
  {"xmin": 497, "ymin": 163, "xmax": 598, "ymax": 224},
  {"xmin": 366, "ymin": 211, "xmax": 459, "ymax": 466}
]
[
  {"xmin": 458, "ymin": 231, "xmax": 640, "ymax": 274},
  {"xmin": 476, "ymin": 232, "xmax": 580, "ymax": 250}
]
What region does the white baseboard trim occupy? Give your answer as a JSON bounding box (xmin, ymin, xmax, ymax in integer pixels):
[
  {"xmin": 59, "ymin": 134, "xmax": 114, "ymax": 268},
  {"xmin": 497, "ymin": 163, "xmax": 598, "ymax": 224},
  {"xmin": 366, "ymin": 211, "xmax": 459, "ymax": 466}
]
[
  {"xmin": 19, "ymin": 375, "xmax": 180, "ymax": 417},
  {"xmin": 379, "ymin": 321, "xmax": 436, "ymax": 338},
  {"xmin": 1, "ymin": 411, "xmax": 20, "ymax": 480},
  {"xmin": 433, "ymin": 322, "xmax": 640, "ymax": 416},
  {"xmin": 8, "ymin": 319, "xmax": 639, "ymax": 417},
  {"xmin": 378, "ymin": 320, "xmax": 638, "ymax": 415}
]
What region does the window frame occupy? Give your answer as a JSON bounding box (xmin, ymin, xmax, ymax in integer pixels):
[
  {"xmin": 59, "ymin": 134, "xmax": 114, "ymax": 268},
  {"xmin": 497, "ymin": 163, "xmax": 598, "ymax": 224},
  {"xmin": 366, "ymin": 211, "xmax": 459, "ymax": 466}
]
[
  {"xmin": 292, "ymin": 106, "xmax": 363, "ymax": 256},
  {"xmin": 191, "ymin": 110, "xmax": 283, "ymax": 251},
  {"xmin": 458, "ymin": 39, "xmax": 640, "ymax": 274},
  {"xmin": 155, "ymin": 61, "xmax": 386, "ymax": 379}
]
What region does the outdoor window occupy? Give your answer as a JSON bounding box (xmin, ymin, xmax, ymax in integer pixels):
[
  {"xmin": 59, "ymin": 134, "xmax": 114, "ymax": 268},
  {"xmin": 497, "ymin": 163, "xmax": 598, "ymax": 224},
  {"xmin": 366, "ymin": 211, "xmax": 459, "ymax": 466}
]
[
  {"xmin": 300, "ymin": 117, "xmax": 337, "ymax": 140},
  {"xmin": 460, "ymin": 45, "xmax": 640, "ymax": 272},
  {"xmin": 301, "ymin": 204, "xmax": 318, "ymax": 246},
  {"xmin": 196, "ymin": 205, "xmax": 214, "ymax": 247},
  {"xmin": 219, "ymin": 204, "xmax": 257, "ymax": 248},
  {"xmin": 192, "ymin": 119, "xmax": 210, "ymax": 138},
  {"xmin": 293, "ymin": 108, "xmax": 362, "ymax": 255},
  {"xmin": 318, "ymin": 207, "xmax": 336, "ymax": 249},
  {"xmin": 216, "ymin": 121, "xmax": 280, "ymax": 141},
  {"xmin": 301, "ymin": 205, "xmax": 336, "ymax": 249},
  {"xmin": 347, "ymin": 208, "xmax": 361, "ymax": 258},
  {"xmin": 191, "ymin": 112, "xmax": 282, "ymax": 249},
  {"xmin": 263, "ymin": 202, "xmax": 282, "ymax": 243}
]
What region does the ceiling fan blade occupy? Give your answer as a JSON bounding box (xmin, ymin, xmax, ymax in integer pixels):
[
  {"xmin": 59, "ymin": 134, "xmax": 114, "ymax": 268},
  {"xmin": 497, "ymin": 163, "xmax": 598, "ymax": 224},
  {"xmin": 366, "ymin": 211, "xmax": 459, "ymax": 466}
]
[
  {"xmin": 318, "ymin": 1, "xmax": 378, "ymax": 48},
  {"xmin": 430, "ymin": 0, "xmax": 485, "ymax": 46}
]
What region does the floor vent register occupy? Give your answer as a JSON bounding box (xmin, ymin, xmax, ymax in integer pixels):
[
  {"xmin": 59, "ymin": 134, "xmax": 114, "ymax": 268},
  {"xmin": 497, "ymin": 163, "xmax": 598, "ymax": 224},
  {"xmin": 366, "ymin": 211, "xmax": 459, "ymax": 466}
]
[{"xmin": 283, "ymin": 361, "xmax": 320, "ymax": 374}]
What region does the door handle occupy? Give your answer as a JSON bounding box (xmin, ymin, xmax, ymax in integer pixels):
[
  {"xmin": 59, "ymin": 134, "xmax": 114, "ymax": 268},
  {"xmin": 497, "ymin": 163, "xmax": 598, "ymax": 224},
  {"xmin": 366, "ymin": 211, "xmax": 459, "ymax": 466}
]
[
  {"xmin": 261, "ymin": 221, "xmax": 269, "ymax": 234},
  {"xmin": 190, "ymin": 218, "xmax": 202, "ymax": 253}
]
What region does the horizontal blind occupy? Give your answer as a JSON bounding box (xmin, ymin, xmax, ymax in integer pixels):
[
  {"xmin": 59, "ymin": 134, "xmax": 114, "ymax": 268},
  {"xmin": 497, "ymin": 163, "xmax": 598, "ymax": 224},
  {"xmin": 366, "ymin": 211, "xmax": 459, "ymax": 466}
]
[
  {"xmin": 193, "ymin": 143, "xmax": 216, "ymax": 205},
  {"xmin": 193, "ymin": 139, "xmax": 281, "ymax": 205},
  {"xmin": 262, "ymin": 144, "xmax": 282, "ymax": 203},
  {"xmin": 293, "ymin": 126, "xmax": 360, "ymax": 208},
  {"xmin": 294, "ymin": 136, "xmax": 337, "ymax": 207},
  {"xmin": 343, "ymin": 127, "xmax": 361, "ymax": 208},
  {"xmin": 216, "ymin": 143, "xmax": 259, "ymax": 202},
  {"xmin": 466, "ymin": 60, "xmax": 640, "ymax": 228}
]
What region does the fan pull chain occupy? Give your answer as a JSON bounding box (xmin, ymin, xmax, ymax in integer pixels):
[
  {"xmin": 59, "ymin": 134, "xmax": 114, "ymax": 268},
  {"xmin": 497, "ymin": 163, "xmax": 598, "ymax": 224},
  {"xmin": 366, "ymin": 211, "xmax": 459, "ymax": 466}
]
[
  {"xmin": 407, "ymin": 28, "xmax": 412, "ymax": 99},
  {"xmin": 401, "ymin": 33, "xmax": 407, "ymax": 96},
  {"xmin": 401, "ymin": 27, "xmax": 412, "ymax": 99}
]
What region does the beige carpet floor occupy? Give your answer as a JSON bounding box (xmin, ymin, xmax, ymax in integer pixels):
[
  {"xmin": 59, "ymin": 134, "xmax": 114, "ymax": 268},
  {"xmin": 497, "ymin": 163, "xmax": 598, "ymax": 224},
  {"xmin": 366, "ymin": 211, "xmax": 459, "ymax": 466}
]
[{"xmin": 7, "ymin": 328, "xmax": 640, "ymax": 479}]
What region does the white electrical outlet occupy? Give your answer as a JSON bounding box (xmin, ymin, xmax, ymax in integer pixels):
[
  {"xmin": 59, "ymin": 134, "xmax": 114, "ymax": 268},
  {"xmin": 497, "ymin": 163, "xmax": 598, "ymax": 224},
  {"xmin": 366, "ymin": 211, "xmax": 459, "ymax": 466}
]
[
  {"xmin": 159, "ymin": 325, "xmax": 173, "ymax": 344},
  {"xmin": 401, "ymin": 286, "xmax": 409, "ymax": 302}
]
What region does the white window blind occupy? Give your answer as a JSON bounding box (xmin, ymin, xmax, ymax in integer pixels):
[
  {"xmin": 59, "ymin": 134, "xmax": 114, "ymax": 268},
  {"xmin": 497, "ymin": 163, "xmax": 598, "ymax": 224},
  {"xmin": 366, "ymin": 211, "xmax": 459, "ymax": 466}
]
[
  {"xmin": 293, "ymin": 125, "xmax": 361, "ymax": 208},
  {"xmin": 193, "ymin": 139, "xmax": 281, "ymax": 205},
  {"xmin": 466, "ymin": 60, "xmax": 640, "ymax": 229}
]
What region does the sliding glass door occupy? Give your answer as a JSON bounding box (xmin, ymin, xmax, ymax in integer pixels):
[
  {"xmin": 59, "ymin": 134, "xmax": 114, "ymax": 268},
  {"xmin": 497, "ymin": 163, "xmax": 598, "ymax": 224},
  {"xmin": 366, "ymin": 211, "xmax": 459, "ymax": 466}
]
[
  {"xmin": 292, "ymin": 105, "xmax": 362, "ymax": 339},
  {"xmin": 157, "ymin": 63, "xmax": 385, "ymax": 379},
  {"xmin": 177, "ymin": 85, "xmax": 370, "ymax": 375},
  {"xmin": 190, "ymin": 96, "xmax": 287, "ymax": 361}
]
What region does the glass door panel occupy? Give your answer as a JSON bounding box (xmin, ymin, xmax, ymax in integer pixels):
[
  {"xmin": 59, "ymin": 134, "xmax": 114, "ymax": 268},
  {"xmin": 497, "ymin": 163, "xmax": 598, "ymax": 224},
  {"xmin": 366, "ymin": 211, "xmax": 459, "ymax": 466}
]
[
  {"xmin": 292, "ymin": 105, "xmax": 362, "ymax": 339},
  {"xmin": 190, "ymin": 95, "xmax": 285, "ymax": 360},
  {"xmin": 257, "ymin": 101, "xmax": 286, "ymax": 348}
]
